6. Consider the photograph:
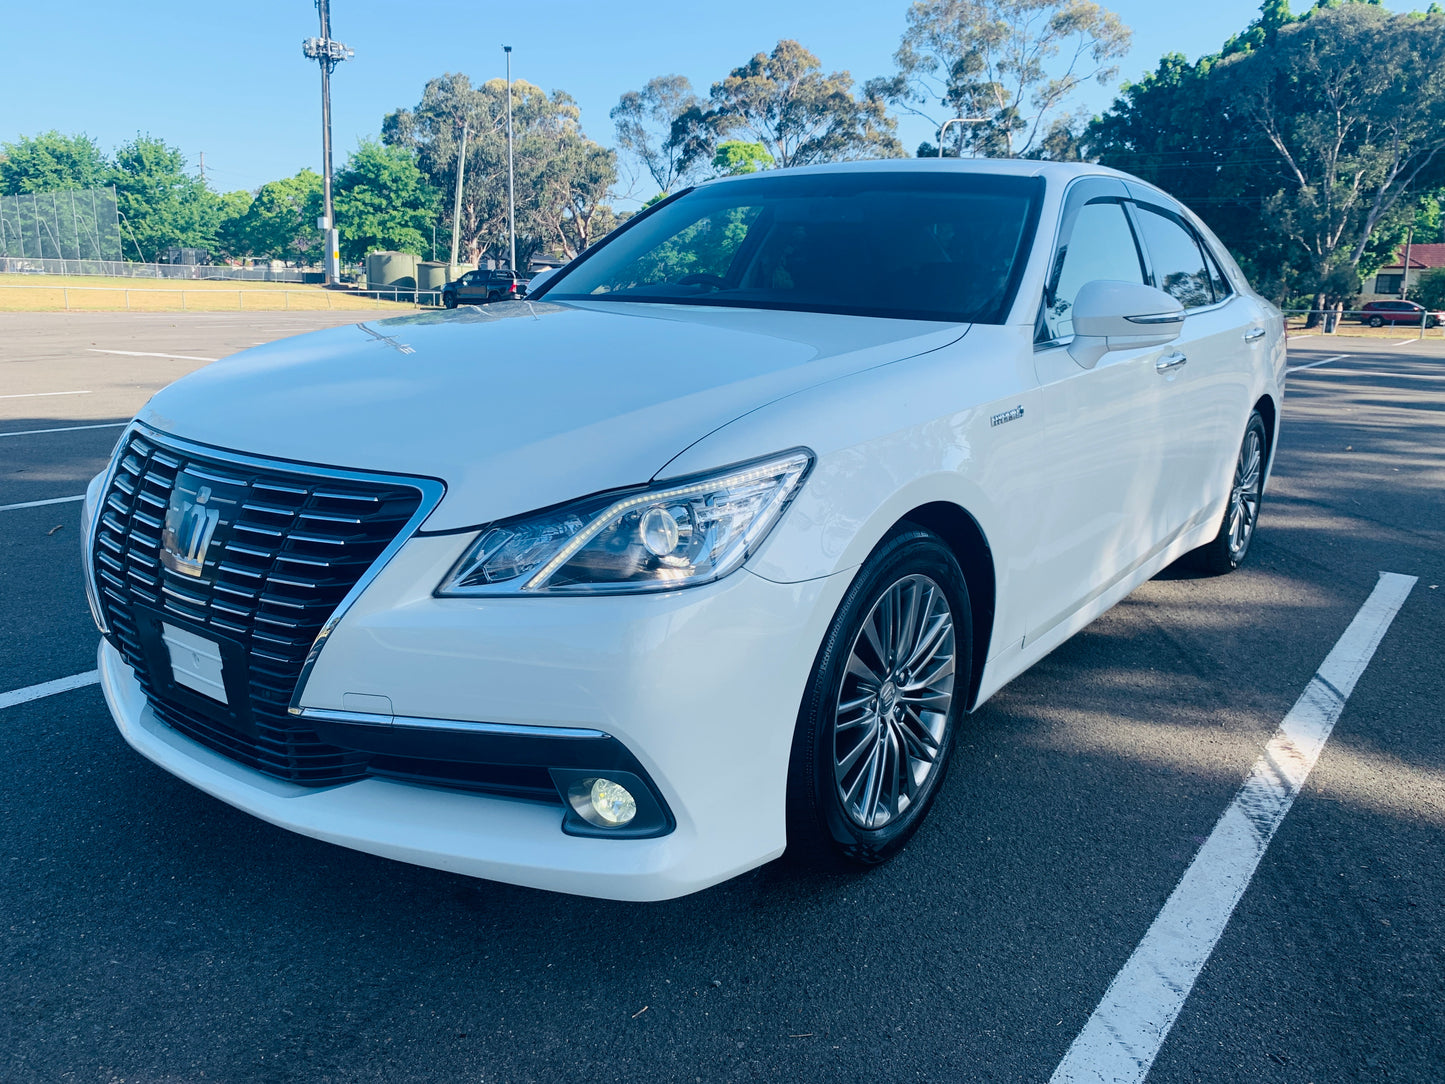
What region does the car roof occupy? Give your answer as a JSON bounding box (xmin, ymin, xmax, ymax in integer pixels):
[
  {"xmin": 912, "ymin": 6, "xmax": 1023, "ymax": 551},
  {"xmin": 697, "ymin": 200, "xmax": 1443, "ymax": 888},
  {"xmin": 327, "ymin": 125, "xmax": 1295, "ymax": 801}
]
[{"xmin": 693, "ymin": 157, "xmax": 1136, "ymax": 190}]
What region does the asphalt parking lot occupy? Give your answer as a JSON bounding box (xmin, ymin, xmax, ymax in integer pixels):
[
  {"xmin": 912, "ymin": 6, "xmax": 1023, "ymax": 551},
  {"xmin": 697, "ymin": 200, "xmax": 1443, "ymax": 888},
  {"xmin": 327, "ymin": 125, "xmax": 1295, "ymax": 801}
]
[{"xmin": 2, "ymin": 312, "xmax": 1441, "ymax": 1083}]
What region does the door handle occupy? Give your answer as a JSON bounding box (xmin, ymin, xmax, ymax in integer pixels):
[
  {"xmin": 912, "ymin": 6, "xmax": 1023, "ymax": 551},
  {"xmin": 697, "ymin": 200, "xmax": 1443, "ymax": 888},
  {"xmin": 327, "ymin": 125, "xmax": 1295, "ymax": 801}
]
[
  {"xmin": 1156, "ymin": 352, "xmax": 1188, "ymax": 373},
  {"xmin": 1243, "ymin": 327, "xmax": 1266, "ymax": 343}
]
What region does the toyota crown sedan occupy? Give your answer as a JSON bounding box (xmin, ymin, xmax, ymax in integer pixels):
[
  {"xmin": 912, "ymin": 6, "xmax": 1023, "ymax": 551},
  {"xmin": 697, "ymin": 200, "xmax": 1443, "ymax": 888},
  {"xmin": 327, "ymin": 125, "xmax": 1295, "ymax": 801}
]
[{"xmin": 83, "ymin": 160, "xmax": 1285, "ymax": 900}]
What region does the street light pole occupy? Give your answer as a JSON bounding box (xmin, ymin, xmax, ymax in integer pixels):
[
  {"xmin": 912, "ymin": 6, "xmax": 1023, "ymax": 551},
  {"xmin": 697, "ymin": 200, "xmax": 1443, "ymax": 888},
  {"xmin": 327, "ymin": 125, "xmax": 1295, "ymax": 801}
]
[
  {"xmin": 303, "ymin": 0, "xmax": 353, "ymax": 285},
  {"xmin": 937, "ymin": 117, "xmax": 987, "ymax": 158},
  {"xmin": 504, "ymin": 45, "xmax": 517, "ymax": 272}
]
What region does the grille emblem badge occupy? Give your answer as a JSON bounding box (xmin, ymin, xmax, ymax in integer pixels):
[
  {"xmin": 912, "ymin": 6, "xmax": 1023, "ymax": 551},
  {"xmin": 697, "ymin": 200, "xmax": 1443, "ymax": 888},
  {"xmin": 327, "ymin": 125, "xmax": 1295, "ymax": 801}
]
[{"xmin": 161, "ymin": 473, "xmax": 223, "ymax": 577}]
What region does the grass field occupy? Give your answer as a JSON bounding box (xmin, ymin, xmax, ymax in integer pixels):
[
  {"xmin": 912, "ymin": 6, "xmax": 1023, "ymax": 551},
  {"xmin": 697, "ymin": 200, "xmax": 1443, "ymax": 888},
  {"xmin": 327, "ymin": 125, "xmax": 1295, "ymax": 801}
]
[{"xmin": 0, "ymin": 274, "xmax": 422, "ymax": 313}]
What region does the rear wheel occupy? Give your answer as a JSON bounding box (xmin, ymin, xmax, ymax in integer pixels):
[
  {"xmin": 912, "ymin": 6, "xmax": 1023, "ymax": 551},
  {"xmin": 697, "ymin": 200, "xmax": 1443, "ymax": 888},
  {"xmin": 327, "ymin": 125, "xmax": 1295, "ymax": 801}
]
[
  {"xmin": 787, "ymin": 527, "xmax": 972, "ymax": 867},
  {"xmin": 487, "ymin": 291, "xmax": 501, "ymax": 302},
  {"xmin": 1368, "ymin": 315, "xmax": 1384, "ymax": 327},
  {"xmin": 1192, "ymin": 411, "xmax": 1267, "ymax": 574}
]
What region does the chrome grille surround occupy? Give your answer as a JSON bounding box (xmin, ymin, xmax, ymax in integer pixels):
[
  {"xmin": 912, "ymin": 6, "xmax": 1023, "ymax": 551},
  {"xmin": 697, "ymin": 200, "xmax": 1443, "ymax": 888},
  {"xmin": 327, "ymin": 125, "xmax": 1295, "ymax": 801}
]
[{"xmin": 93, "ymin": 424, "xmax": 444, "ymax": 786}]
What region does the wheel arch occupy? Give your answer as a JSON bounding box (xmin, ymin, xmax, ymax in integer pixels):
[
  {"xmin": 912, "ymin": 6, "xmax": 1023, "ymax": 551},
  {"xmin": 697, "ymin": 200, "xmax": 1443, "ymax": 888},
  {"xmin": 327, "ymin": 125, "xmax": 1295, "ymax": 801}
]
[
  {"xmin": 1253, "ymin": 392, "xmax": 1279, "ymax": 474},
  {"xmin": 895, "ymin": 501, "xmax": 996, "ymax": 712}
]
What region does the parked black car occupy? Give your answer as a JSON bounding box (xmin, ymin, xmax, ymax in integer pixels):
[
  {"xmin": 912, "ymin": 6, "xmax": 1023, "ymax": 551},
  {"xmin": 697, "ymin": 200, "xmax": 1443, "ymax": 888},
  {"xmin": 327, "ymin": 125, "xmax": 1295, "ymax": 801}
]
[{"xmin": 441, "ymin": 269, "xmax": 532, "ymax": 308}]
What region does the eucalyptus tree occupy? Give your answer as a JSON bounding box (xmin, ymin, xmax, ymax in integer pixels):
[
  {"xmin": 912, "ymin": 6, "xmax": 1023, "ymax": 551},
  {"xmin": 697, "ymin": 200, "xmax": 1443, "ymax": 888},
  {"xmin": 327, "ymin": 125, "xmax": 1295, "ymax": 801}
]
[
  {"xmin": 385, "ymin": 74, "xmax": 616, "ymax": 267},
  {"xmin": 879, "ymin": 0, "xmax": 1130, "ymax": 158},
  {"xmin": 611, "ymin": 75, "xmax": 703, "ymax": 197}
]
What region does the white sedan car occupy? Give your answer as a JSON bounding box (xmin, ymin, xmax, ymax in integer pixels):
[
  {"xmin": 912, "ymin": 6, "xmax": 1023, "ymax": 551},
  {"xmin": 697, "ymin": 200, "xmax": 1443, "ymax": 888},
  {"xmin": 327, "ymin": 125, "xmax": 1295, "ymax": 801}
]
[{"xmin": 84, "ymin": 160, "xmax": 1285, "ymax": 900}]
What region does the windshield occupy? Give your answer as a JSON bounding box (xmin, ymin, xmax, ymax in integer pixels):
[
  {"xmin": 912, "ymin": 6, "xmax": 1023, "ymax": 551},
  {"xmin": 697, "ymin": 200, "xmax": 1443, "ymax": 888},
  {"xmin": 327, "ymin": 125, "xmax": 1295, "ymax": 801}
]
[{"xmin": 539, "ymin": 171, "xmax": 1043, "ymax": 323}]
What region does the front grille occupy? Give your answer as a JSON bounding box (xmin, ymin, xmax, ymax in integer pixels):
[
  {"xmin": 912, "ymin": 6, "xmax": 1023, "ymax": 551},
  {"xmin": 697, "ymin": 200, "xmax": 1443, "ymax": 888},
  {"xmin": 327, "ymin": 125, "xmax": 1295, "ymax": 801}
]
[{"xmin": 95, "ymin": 428, "xmax": 428, "ymax": 786}]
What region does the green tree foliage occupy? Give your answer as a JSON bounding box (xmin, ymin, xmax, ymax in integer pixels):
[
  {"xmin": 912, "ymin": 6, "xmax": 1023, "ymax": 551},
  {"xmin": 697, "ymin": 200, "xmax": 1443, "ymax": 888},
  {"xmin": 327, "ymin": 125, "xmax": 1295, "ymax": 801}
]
[
  {"xmin": 385, "ymin": 74, "xmax": 617, "ymax": 266},
  {"xmin": 712, "ymin": 141, "xmax": 774, "ymax": 175},
  {"xmin": 0, "ymin": 131, "xmax": 111, "ymax": 195},
  {"xmin": 1088, "ymin": 2, "xmax": 1445, "ymax": 305},
  {"xmin": 612, "ymin": 76, "xmax": 703, "ymax": 197},
  {"xmin": 878, "ymin": 0, "xmax": 1130, "ymax": 158},
  {"xmin": 697, "ymin": 40, "xmax": 904, "ymax": 169},
  {"xmin": 212, "ymin": 190, "xmax": 254, "ymax": 261},
  {"xmin": 236, "ymin": 170, "xmax": 324, "ymax": 263},
  {"xmin": 109, "ymin": 135, "xmax": 221, "ymax": 261},
  {"xmin": 1413, "ymin": 267, "xmax": 1445, "ymax": 311},
  {"xmin": 333, "ymin": 140, "xmax": 440, "ymax": 261}
]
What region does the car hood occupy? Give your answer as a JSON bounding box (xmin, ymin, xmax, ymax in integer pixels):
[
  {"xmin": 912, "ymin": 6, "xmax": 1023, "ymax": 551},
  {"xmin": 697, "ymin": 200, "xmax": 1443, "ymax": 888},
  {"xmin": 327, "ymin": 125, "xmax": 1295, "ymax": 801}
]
[{"xmin": 139, "ymin": 300, "xmax": 966, "ymax": 530}]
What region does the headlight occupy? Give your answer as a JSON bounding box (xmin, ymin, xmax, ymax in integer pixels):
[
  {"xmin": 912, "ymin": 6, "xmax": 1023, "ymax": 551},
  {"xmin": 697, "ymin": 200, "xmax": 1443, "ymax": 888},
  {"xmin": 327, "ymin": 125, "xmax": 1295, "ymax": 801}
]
[{"xmin": 437, "ymin": 449, "xmax": 812, "ymax": 596}]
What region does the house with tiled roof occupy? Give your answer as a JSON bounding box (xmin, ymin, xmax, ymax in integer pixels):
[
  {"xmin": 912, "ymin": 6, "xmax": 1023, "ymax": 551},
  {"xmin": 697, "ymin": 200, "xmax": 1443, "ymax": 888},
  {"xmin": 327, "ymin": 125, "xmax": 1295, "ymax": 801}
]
[{"xmin": 1364, "ymin": 242, "xmax": 1445, "ymax": 300}]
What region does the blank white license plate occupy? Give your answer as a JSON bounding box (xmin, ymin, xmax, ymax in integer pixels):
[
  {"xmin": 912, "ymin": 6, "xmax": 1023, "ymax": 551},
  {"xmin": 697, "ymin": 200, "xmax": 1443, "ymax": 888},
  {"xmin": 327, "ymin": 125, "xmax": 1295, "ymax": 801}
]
[{"xmin": 160, "ymin": 622, "xmax": 228, "ymax": 705}]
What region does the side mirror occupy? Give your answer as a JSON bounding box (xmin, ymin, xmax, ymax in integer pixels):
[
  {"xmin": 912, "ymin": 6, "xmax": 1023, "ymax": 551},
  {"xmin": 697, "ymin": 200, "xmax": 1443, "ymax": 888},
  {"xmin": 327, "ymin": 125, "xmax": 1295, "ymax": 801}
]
[
  {"xmin": 1067, "ymin": 280, "xmax": 1184, "ymax": 369},
  {"xmin": 526, "ymin": 267, "xmax": 560, "ymax": 296}
]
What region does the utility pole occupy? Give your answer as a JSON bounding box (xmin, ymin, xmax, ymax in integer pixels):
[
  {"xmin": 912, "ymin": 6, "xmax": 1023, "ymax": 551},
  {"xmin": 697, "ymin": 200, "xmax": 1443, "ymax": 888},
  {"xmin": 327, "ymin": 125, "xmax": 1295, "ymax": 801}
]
[
  {"xmin": 449, "ymin": 123, "xmax": 469, "ymax": 273},
  {"xmin": 1400, "ymin": 225, "xmax": 1414, "ymax": 301},
  {"xmin": 303, "ymin": 0, "xmax": 353, "ymax": 285},
  {"xmin": 504, "ymin": 45, "xmax": 517, "ymax": 272},
  {"xmin": 198, "ymin": 152, "xmax": 205, "ymax": 184}
]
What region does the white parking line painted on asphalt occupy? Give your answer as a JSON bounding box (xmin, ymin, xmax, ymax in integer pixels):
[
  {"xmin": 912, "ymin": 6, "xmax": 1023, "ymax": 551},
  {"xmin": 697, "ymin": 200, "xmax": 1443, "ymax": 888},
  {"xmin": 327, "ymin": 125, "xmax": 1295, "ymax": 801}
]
[
  {"xmin": 1286, "ymin": 354, "xmax": 1346, "ymax": 373},
  {"xmin": 88, "ymin": 349, "xmax": 218, "ymax": 362},
  {"xmin": 1050, "ymin": 571, "xmax": 1417, "ymax": 1084},
  {"xmin": 0, "ymin": 670, "xmax": 100, "ymax": 711},
  {"xmin": 0, "ymin": 494, "xmax": 84, "ymax": 513},
  {"xmin": 1391, "ymin": 338, "xmax": 1419, "ymax": 346},
  {"xmin": 0, "ymin": 390, "xmax": 91, "ymax": 400},
  {"xmin": 1294, "ymin": 369, "xmax": 1445, "ymax": 381},
  {"xmin": 0, "ymin": 422, "xmax": 126, "ymax": 439}
]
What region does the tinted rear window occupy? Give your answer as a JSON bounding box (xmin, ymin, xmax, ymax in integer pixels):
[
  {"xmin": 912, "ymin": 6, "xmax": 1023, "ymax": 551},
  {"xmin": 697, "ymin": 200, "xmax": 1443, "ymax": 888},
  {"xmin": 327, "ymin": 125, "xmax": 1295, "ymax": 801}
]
[{"xmin": 540, "ymin": 172, "xmax": 1044, "ymax": 324}]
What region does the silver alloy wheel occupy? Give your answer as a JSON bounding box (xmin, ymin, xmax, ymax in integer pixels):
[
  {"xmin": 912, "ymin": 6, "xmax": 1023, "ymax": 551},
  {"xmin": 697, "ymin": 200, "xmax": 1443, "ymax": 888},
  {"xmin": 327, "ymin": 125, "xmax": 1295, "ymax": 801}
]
[
  {"xmin": 1228, "ymin": 426, "xmax": 1263, "ymax": 560},
  {"xmin": 833, "ymin": 573, "xmax": 956, "ymax": 830}
]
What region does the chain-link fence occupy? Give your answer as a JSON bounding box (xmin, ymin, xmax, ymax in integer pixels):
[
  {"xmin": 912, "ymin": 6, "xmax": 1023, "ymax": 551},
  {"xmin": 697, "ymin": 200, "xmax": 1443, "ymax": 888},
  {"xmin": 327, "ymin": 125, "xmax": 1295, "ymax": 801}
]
[
  {"xmin": 0, "ymin": 188, "xmax": 121, "ymax": 261},
  {"xmin": 0, "ymin": 256, "xmax": 320, "ymax": 282}
]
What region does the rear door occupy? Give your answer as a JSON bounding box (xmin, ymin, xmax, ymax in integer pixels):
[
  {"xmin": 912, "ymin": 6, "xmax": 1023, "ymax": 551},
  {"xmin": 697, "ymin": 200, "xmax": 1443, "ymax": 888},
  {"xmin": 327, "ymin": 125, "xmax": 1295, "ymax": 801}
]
[{"xmin": 1128, "ymin": 194, "xmax": 1259, "ymax": 542}]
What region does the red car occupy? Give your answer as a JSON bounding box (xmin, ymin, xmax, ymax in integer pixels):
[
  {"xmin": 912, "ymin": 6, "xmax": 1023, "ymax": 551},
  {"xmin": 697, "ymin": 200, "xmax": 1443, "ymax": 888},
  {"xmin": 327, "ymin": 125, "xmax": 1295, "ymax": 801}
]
[{"xmin": 1358, "ymin": 300, "xmax": 1442, "ymax": 327}]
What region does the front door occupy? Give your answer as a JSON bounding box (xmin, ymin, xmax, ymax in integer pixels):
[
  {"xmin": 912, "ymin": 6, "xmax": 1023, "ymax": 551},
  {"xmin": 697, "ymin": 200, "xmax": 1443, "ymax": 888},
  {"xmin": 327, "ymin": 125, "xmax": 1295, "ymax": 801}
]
[{"xmin": 1026, "ymin": 181, "xmax": 1171, "ymax": 644}]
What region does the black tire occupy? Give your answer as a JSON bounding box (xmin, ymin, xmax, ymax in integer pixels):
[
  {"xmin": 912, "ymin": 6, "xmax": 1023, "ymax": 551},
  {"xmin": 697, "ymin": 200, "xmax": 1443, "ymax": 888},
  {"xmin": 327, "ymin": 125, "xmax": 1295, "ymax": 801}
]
[
  {"xmin": 487, "ymin": 291, "xmax": 501, "ymax": 302},
  {"xmin": 1368, "ymin": 315, "xmax": 1384, "ymax": 327},
  {"xmin": 1191, "ymin": 411, "xmax": 1267, "ymax": 575},
  {"xmin": 786, "ymin": 526, "xmax": 972, "ymax": 868},
  {"xmin": 443, "ymin": 293, "xmax": 458, "ymax": 309}
]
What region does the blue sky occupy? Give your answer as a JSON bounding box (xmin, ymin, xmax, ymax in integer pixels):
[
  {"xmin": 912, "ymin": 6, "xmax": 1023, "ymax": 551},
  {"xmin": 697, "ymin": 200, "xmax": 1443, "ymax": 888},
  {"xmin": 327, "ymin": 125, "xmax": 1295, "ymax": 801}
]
[{"xmin": 0, "ymin": 0, "xmax": 1417, "ymax": 201}]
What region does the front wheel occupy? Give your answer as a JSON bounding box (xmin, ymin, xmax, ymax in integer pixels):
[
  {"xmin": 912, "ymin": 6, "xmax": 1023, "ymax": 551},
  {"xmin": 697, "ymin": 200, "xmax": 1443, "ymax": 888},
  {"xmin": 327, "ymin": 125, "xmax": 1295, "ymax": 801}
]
[
  {"xmin": 1368, "ymin": 315, "xmax": 1384, "ymax": 327},
  {"xmin": 787, "ymin": 527, "xmax": 972, "ymax": 867},
  {"xmin": 1191, "ymin": 411, "xmax": 1267, "ymax": 574},
  {"xmin": 443, "ymin": 293, "xmax": 458, "ymax": 309}
]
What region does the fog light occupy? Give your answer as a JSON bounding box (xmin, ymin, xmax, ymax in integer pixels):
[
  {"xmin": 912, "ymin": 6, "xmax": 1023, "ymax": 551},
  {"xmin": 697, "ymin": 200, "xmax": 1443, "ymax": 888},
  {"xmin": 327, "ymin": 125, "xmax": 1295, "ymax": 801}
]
[{"xmin": 568, "ymin": 776, "xmax": 637, "ymax": 828}]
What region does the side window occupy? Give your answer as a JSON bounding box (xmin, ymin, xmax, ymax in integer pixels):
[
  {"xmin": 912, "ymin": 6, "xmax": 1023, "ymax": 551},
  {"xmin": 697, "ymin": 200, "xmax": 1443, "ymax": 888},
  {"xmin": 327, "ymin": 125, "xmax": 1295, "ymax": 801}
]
[
  {"xmin": 1040, "ymin": 199, "xmax": 1146, "ymax": 342},
  {"xmin": 1203, "ymin": 244, "xmax": 1233, "ymax": 302},
  {"xmin": 1136, "ymin": 205, "xmax": 1213, "ymax": 309}
]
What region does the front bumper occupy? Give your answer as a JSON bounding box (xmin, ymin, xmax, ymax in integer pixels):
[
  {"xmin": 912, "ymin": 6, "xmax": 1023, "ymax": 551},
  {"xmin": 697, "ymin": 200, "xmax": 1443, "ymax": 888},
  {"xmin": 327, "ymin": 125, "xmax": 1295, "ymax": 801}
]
[{"xmin": 101, "ymin": 538, "xmax": 852, "ymax": 901}]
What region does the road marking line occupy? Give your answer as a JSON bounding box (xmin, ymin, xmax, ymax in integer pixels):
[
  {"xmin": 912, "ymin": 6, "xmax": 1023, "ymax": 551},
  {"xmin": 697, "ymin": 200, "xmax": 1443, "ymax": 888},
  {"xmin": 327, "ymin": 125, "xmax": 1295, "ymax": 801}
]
[
  {"xmin": 0, "ymin": 422, "xmax": 126, "ymax": 439},
  {"xmin": 0, "ymin": 669, "xmax": 100, "ymax": 711},
  {"xmin": 1391, "ymin": 338, "xmax": 1418, "ymax": 347},
  {"xmin": 1294, "ymin": 369, "xmax": 1445, "ymax": 381},
  {"xmin": 1050, "ymin": 571, "xmax": 1416, "ymax": 1084},
  {"xmin": 0, "ymin": 390, "xmax": 91, "ymax": 400},
  {"xmin": 88, "ymin": 349, "xmax": 218, "ymax": 362},
  {"xmin": 0, "ymin": 494, "xmax": 84, "ymax": 513},
  {"xmin": 1286, "ymin": 354, "xmax": 1346, "ymax": 373}
]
